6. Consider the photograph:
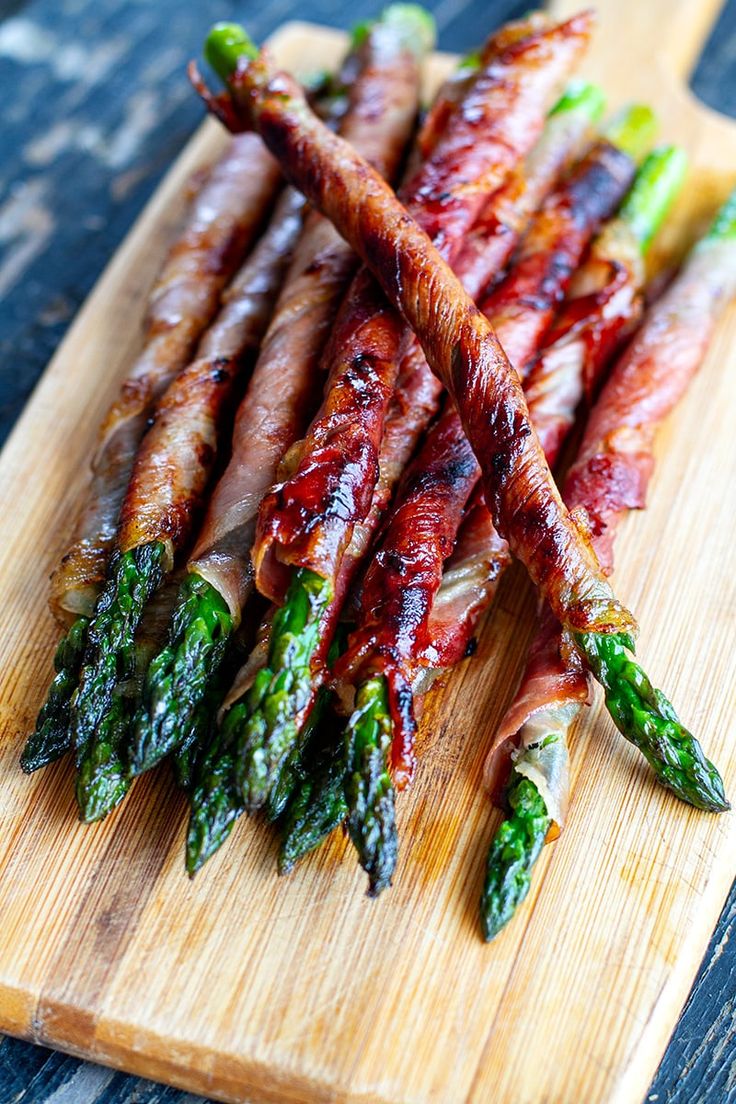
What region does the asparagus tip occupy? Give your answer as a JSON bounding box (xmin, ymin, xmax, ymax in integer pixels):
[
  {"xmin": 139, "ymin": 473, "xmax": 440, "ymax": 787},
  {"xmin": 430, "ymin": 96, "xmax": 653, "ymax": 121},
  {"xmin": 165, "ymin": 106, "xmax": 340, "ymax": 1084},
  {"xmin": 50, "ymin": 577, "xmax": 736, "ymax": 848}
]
[
  {"xmin": 577, "ymin": 632, "xmax": 730, "ymax": 813},
  {"xmin": 76, "ymin": 771, "xmax": 130, "ymax": 824},
  {"xmin": 619, "ymin": 144, "xmax": 687, "ymax": 251},
  {"xmin": 550, "ymin": 79, "xmax": 605, "ymax": 122},
  {"xmin": 480, "ymin": 774, "xmax": 550, "ymax": 942},
  {"xmin": 205, "ymin": 22, "xmax": 258, "ymax": 83},
  {"xmin": 706, "ymin": 185, "xmax": 736, "ymax": 241},
  {"xmin": 345, "ymin": 676, "xmax": 399, "ymax": 896},
  {"xmin": 605, "ymin": 103, "xmax": 658, "ymax": 163},
  {"xmin": 380, "ymin": 4, "xmax": 437, "ymax": 54}
]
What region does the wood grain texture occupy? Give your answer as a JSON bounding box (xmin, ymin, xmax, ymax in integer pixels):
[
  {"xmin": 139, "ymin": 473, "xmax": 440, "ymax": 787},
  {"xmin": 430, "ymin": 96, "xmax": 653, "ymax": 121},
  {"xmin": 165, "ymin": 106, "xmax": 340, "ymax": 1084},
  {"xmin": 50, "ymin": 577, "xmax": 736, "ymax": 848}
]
[{"xmin": 1, "ymin": 6, "xmax": 736, "ymax": 1104}]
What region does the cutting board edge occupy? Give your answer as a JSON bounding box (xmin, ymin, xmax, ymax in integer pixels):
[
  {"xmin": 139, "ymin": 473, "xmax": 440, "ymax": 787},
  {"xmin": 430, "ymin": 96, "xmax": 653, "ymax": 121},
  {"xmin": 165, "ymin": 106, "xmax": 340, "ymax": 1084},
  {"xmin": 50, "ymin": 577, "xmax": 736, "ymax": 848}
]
[{"xmin": 1, "ymin": 14, "xmax": 736, "ymax": 1104}]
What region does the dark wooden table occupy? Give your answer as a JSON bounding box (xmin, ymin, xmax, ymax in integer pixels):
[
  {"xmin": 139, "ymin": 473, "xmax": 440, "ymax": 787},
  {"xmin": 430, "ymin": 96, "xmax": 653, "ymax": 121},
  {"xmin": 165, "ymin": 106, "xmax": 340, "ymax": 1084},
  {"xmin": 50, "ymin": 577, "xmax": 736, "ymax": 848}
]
[{"xmin": 1, "ymin": 0, "xmax": 734, "ymax": 1100}]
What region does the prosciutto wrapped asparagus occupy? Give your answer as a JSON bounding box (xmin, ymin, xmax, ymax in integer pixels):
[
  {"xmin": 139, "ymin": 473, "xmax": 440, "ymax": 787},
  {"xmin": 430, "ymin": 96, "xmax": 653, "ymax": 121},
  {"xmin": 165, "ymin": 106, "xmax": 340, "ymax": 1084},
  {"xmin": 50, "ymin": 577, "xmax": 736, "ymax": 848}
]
[
  {"xmin": 127, "ymin": 5, "xmax": 432, "ymax": 780},
  {"xmin": 199, "ymin": 27, "xmax": 729, "ymax": 843},
  {"xmin": 284, "ymin": 146, "xmax": 685, "ymax": 887},
  {"xmin": 24, "ymin": 167, "xmax": 298, "ymax": 780},
  {"xmin": 60, "ymin": 197, "xmax": 304, "ymax": 814},
  {"xmin": 481, "ymin": 188, "xmax": 736, "ymax": 941},
  {"xmin": 62, "ymin": 7, "xmax": 431, "ymax": 822},
  {"xmin": 201, "ymin": 13, "xmax": 596, "ymax": 817},
  {"xmin": 23, "ymin": 129, "xmax": 284, "ymax": 777},
  {"xmin": 49, "ymin": 134, "xmax": 282, "ymax": 628}
]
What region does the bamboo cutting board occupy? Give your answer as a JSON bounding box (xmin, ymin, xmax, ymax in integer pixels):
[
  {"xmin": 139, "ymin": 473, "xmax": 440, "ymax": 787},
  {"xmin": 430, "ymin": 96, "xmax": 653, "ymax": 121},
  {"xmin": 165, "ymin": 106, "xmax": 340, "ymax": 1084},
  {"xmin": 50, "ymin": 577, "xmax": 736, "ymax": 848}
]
[{"xmin": 1, "ymin": 2, "xmax": 735, "ymax": 1101}]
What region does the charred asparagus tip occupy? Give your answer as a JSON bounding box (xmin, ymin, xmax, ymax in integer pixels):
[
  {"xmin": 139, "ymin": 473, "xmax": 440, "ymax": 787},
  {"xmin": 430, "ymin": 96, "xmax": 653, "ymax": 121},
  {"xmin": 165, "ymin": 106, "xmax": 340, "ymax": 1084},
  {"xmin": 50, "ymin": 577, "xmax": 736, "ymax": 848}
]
[
  {"xmin": 619, "ymin": 145, "xmax": 687, "ymax": 251},
  {"xmin": 21, "ymin": 615, "xmax": 88, "ymax": 773},
  {"xmin": 577, "ymin": 631, "xmax": 730, "ymax": 812},
  {"xmin": 604, "ymin": 103, "xmax": 658, "ymax": 163},
  {"xmin": 345, "ymin": 674, "xmax": 398, "ymax": 896},
  {"xmin": 481, "ymin": 772, "xmax": 550, "ymax": 942},
  {"xmin": 550, "ymin": 79, "xmax": 605, "ymax": 122},
  {"xmin": 205, "ymin": 22, "xmax": 257, "ymax": 83}
]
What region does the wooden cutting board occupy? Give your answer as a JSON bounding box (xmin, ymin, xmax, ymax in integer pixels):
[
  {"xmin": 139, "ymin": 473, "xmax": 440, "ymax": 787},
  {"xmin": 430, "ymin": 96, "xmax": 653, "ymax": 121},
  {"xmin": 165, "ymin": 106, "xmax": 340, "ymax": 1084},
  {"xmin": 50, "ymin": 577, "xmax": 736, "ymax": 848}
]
[{"xmin": 1, "ymin": 3, "xmax": 735, "ymax": 1101}]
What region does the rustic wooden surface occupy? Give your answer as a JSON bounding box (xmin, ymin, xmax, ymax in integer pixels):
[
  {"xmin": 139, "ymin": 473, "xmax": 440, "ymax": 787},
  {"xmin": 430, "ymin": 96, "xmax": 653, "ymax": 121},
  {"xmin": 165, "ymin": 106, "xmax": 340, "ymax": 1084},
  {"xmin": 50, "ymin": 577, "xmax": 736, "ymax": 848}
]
[{"xmin": 1, "ymin": 1, "xmax": 735, "ymax": 1102}]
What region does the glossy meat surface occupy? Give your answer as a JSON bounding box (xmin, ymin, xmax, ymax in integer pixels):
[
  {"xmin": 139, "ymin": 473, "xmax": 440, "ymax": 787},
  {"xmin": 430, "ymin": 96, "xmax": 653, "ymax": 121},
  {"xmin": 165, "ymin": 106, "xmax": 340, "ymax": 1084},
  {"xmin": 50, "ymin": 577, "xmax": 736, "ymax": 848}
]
[
  {"xmin": 249, "ymin": 14, "xmax": 591, "ymax": 604},
  {"xmin": 191, "ymin": 23, "xmax": 424, "ymax": 619}
]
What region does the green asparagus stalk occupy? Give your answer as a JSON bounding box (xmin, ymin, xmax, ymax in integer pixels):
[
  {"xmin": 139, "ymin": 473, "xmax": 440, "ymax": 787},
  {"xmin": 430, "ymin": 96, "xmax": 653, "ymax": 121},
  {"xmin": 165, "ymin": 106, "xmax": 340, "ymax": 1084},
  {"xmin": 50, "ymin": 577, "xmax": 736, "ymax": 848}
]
[
  {"xmin": 481, "ymin": 771, "xmax": 551, "ymax": 941},
  {"xmin": 184, "ymin": 570, "xmax": 332, "ymax": 872},
  {"xmin": 265, "ymin": 686, "xmax": 330, "ymax": 822},
  {"xmin": 21, "ymin": 616, "xmax": 88, "ymax": 772},
  {"xmin": 576, "ymin": 631, "xmax": 728, "ymax": 811},
  {"xmin": 224, "ymin": 567, "xmax": 333, "ymax": 812},
  {"xmin": 344, "ymin": 675, "xmax": 398, "ymax": 896},
  {"xmin": 129, "ymin": 573, "xmax": 233, "ymax": 776},
  {"xmin": 186, "ymin": 729, "xmax": 243, "ymax": 875},
  {"xmin": 279, "ymin": 728, "xmax": 349, "ymax": 874},
  {"xmin": 72, "ymin": 541, "xmax": 165, "ymax": 821}
]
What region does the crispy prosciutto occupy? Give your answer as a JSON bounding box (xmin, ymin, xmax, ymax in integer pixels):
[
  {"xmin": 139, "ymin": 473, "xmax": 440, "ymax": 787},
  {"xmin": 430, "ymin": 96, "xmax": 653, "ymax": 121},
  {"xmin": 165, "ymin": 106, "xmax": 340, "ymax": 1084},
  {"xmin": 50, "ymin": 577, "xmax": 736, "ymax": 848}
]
[
  {"xmin": 50, "ymin": 133, "xmax": 282, "ymax": 624},
  {"xmin": 336, "ymin": 137, "xmax": 635, "ymax": 777},
  {"xmin": 242, "ymin": 14, "xmax": 594, "ymax": 606}
]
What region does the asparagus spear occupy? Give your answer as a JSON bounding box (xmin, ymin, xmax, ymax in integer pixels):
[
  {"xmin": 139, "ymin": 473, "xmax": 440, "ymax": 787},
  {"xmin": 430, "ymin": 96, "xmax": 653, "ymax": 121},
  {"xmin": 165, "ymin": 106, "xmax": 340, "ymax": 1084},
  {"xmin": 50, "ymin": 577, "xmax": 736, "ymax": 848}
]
[
  {"xmin": 265, "ymin": 684, "xmax": 331, "ymax": 822},
  {"xmin": 344, "ymin": 675, "xmax": 397, "ymax": 895},
  {"xmin": 21, "ymin": 616, "xmax": 88, "ymax": 772},
  {"xmin": 279, "ymin": 722, "xmax": 349, "ymax": 874},
  {"xmin": 72, "ymin": 542, "xmax": 166, "ymax": 820},
  {"xmin": 575, "ymin": 630, "xmax": 728, "ymax": 810},
  {"xmin": 225, "ymin": 568, "xmax": 333, "ymax": 811},
  {"xmin": 186, "ymin": 727, "xmax": 243, "ymax": 875},
  {"xmin": 130, "ymin": 574, "xmax": 233, "ymax": 775},
  {"xmin": 481, "ymin": 773, "xmax": 550, "ymax": 941},
  {"xmin": 481, "ymin": 165, "xmax": 731, "ymax": 942}
]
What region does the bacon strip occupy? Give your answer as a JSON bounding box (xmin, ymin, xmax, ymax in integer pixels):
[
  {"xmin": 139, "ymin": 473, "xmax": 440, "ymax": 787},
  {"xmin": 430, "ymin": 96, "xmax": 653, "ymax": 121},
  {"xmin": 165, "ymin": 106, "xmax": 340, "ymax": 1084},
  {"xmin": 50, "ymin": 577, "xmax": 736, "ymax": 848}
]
[
  {"xmin": 484, "ymin": 229, "xmax": 736, "ymax": 806},
  {"xmin": 188, "ymin": 21, "xmax": 426, "ymax": 623},
  {"xmin": 247, "ymin": 14, "xmax": 593, "ymax": 605},
  {"xmin": 50, "ymin": 134, "xmax": 282, "ymax": 624},
  {"xmin": 335, "ymin": 139, "xmax": 634, "ymax": 777}
]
